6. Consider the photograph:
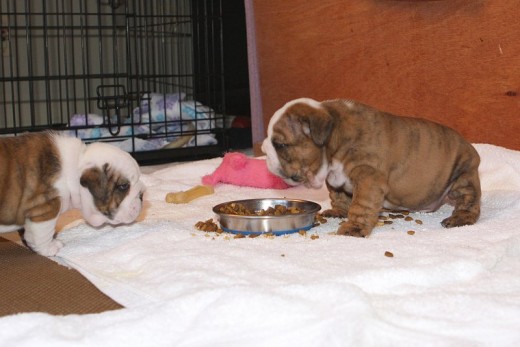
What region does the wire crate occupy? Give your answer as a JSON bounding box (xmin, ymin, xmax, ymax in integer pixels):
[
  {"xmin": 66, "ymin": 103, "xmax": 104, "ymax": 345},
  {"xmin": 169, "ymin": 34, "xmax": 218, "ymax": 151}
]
[{"xmin": 0, "ymin": 0, "xmax": 227, "ymax": 164}]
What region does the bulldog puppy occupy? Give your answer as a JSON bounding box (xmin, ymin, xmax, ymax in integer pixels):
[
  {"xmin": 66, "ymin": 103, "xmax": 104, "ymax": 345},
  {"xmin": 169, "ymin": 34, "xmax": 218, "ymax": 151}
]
[
  {"xmin": 262, "ymin": 98, "xmax": 481, "ymax": 237},
  {"xmin": 0, "ymin": 132, "xmax": 145, "ymax": 256}
]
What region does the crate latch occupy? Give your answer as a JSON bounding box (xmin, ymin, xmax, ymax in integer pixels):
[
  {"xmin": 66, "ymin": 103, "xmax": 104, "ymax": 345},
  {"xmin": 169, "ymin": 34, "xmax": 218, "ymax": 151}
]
[{"xmin": 96, "ymin": 84, "xmax": 129, "ymax": 136}]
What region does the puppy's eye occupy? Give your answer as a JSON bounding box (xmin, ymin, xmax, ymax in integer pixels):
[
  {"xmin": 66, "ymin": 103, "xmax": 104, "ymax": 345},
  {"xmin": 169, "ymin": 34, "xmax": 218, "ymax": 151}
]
[
  {"xmin": 272, "ymin": 141, "xmax": 288, "ymax": 150},
  {"xmin": 116, "ymin": 183, "xmax": 130, "ymax": 192}
]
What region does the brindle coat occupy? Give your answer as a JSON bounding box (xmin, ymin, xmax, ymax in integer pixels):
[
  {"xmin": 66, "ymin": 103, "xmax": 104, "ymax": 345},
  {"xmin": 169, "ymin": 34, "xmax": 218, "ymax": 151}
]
[{"xmin": 264, "ymin": 99, "xmax": 481, "ymax": 237}]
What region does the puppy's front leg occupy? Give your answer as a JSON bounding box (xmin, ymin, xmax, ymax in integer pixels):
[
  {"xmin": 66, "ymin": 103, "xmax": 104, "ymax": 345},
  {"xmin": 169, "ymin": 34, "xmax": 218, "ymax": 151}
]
[
  {"xmin": 23, "ymin": 196, "xmax": 63, "ymax": 256},
  {"xmin": 321, "ymin": 182, "xmax": 351, "ymax": 218},
  {"xmin": 337, "ymin": 166, "xmax": 387, "ymax": 238},
  {"xmin": 23, "ymin": 218, "xmax": 63, "ymax": 256}
]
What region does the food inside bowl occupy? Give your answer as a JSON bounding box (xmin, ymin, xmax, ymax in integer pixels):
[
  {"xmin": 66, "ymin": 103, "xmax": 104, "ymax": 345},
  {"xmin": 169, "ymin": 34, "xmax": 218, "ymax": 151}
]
[
  {"xmin": 216, "ymin": 202, "xmax": 304, "ymax": 216},
  {"xmin": 212, "ymin": 198, "xmax": 321, "ymax": 236}
]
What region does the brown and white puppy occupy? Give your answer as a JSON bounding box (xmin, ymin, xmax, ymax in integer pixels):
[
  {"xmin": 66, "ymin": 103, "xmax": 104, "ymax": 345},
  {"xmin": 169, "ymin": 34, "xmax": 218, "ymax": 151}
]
[
  {"xmin": 262, "ymin": 98, "xmax": 481, "ymax": 237},
  {"xmin": 0, "ymin": 132, "xmax": 145, "ymax": 256}
]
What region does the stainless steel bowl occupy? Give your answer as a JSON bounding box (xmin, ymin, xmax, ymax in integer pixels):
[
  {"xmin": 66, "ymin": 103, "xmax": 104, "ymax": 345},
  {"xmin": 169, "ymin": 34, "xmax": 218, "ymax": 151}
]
[{"xmin": 212, "ymin": 198, "xmax": 321, "ymax": 236}]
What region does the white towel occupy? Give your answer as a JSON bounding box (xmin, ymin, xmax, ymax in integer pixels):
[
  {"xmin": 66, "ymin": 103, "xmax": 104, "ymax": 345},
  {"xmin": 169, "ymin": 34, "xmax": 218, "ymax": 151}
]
[{"xmin": 1, "ymin": 144, "xmax": 520, "ymax": 347}]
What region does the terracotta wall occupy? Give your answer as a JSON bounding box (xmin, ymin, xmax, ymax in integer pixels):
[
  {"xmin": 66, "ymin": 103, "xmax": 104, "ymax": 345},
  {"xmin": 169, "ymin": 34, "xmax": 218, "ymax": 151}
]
[{"xmin": 248, "ymin": 0, "xmax": 520, "ymax": 151}]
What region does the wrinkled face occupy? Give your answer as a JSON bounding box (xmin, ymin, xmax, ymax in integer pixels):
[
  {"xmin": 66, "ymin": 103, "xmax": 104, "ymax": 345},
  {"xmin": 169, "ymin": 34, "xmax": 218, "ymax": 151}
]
[
  {"xmin": 79, "ymin": 143, "xmax": 145, "ymax": 227},
  {"xmin": 261, "ymin": 98, "xmax": 332, "ymax": 189}
]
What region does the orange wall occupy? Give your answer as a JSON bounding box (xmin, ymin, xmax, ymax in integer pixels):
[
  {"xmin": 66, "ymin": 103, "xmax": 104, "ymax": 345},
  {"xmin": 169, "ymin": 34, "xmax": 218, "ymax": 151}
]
[{"xmin": 249, "ymin": 0, "xmax": 520, "ymax": 150}]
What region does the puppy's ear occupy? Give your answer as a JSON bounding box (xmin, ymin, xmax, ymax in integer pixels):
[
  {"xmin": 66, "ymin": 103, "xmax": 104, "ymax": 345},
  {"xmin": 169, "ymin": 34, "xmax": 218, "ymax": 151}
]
[
  {"xmin": 80, "ymin": 163, "xmax": 109, "ymax": 202},
  {"xmin": 299, "ymin": 107, "xmax": 333, "ymax": 146}
]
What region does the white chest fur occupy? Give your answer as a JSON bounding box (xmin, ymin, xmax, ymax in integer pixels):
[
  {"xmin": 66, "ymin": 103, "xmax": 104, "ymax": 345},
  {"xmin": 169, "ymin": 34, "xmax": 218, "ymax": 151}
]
[{"xmin": 326, "ymin": 160, "xmax": 354, "ymax": 192}]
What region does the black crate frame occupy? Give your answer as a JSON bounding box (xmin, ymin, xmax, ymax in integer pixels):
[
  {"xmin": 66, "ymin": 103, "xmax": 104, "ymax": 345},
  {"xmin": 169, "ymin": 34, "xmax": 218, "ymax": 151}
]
[{"xmin": 0, "ymin": 0, "xmax": 227, "ymax": 165}]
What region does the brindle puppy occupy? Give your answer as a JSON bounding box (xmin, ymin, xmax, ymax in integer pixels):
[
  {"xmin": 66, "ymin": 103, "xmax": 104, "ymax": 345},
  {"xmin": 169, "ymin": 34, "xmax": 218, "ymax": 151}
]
[{"xmin": 262, "ymin": 98, "xmax": 481, "ymax": 237}]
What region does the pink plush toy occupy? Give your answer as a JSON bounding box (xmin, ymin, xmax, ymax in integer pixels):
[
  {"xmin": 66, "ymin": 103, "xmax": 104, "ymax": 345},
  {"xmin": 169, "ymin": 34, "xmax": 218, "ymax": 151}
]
[{"xmin": 202, "ymin": 152, "xmax": 290, "ymax": 189}]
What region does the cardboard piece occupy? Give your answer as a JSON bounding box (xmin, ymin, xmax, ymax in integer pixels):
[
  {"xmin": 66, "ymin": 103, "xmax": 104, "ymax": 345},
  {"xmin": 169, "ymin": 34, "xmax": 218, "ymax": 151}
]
[{"xmin": 0, "ymin": 237, "xmax": 122, "ymax": 317}]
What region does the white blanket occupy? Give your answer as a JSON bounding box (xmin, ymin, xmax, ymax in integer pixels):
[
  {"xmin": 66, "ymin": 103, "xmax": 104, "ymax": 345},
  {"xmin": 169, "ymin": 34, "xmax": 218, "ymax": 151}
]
[{"xmin": 1, "ymin": 144, "xmax": 520, "ymax": 347}]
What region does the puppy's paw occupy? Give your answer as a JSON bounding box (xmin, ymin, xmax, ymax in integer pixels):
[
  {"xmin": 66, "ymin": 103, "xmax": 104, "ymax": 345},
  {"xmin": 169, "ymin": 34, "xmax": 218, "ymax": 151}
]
[
  {"xmin": 32, "ymin": 239, "xmax": 64, "ymax": 257},
  {"xmin": 336, "ymin": 222, "xmax": 371, "ymax": 238},
  {"xmin": 321, "ymin": 208, "xmax": 348, "ymax": 218},
  {"xmin": 441, "ymin": 211, "xmax": 479, "ymax": 228}
]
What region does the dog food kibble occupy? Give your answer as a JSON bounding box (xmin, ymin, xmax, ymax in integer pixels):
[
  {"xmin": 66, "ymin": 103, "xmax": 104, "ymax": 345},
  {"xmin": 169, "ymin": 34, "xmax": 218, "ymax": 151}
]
[
  {"xmin": 384, "ymin": 251, "xmax": 394, "ymax": 257},
  {"xmin": 389, "ymin": 213, "xmax": 404, "ymax": 219},
  {"xmin": 407, "ymin": 230, "xmax": 415, "ymax": 235},
  {"xmin": 415, "ymin": 219, "xmax": 423, "ymax": 225},
  {"xmin": 310, "ymin": 234, "xmax": 319, "ymax": 240},
  {"xmin": 315, "ymin": 213, "xmax": 327, "ymax": 224},
  {"xmin": 218, "ymin": 202, "xmax": 304, "ymax": 216},
  {"xmin": 405, "ymin": 216, "xmax": 414, "ymax": 222},
  {"xmin": 195, "ymin": 219, "xmax": 220, "ymax": 233}
]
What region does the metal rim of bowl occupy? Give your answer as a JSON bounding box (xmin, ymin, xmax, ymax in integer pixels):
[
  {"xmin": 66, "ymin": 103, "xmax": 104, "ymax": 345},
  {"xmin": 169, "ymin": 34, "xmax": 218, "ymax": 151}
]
[
  {"xmin": 212, "ymin": 198, "xmax": 322, "ymax": 235},
  {"xmin": 212, "ymin": 198, "xmax": 321, "ymax": 218}
]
